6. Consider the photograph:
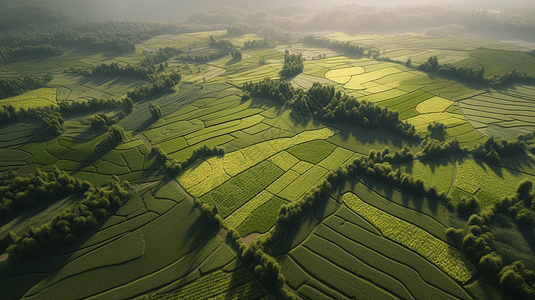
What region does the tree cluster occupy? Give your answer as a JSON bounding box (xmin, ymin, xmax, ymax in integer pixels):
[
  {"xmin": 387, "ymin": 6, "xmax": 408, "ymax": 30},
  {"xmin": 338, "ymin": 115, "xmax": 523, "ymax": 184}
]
[
  {"xmin": 152, "ymin": 144, "xmax": 225, "ymax": 176},
  {"xmin": 59, "ymin": 97, "xmax": 127, "ymax": 115},
  {"xmin": 104, "ymin": 125, "xmax": 126, "ymax": 147},
  {"xmin": 242, "ymin": 38, "xmax": 270, "ymax": 50},
  {"xmin": 0, "ymin": 173, "xmax": 131, "ymax": 261},
  {"xmin": 419, "ymin": 55, "xmax": 535, "ymax": 86},
  {"xmin": 91, "ymin": 62, "xmax": 156, "ymax": 81},
  {"xmin": 148, "ymin": 103, "xmax": 162, "ymax": 119},
  {"xmin": 0, "ymin": 168, "xmax": 91, "ymax": 220},
  {"xmin": 243, "ymin": 78, "xmax": 419, "ymax": 138},
  {"xmin": 472, "ymin": 136, "xmax": 526, "ymax": 164},
  {"xmin": 303, "ymin": 35, "xmax": 365, "ymax": 57},
  {"xmin": 446, "ymin": 180, "xmax": 535, "ymax": 299},
  {"xmin": 427, "ymin": 121, "xmax": 448, "ymax": 134},
  {"xmin": 126, "ymin": 72, "xmax": 181, "ymax": 102},
  {"xmin": 193, "ymin": 198, "xmax": 223, "ymax": 229},
  {"xmin": 180, "ymin": 51, "xmax": 227, "ymax": 63},
  {"xmin": 90, "ymin": 113, "xmax": 117, "ymax": 131},
  {"xmin": 0, "ymin": 104, "xmax": 64, "ymax": 136},
  {"xmin": 0, "ymin": 74, "xmax": 53, "ymax": 99},
  {"xmin": 140, "ymin": 47, "xmax": 182, "ymax": 69},
  {"xmin": 416, "ymin": 138, "xmax": 468, "ymax": 161},
  {"xmin": 0, "ymin": 44, "xmax": 63, "ymax": 65},
  {"xmin": 280, "ymin": 49, "xmax": 303, "ymax": 77}
]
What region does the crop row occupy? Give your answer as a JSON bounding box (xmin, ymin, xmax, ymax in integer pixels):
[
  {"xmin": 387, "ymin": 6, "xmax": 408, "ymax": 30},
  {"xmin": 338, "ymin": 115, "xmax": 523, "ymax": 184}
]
[
  {"xmin": 200, "ymin": 160, "xmax": 284, "ymax": 218},
  {"xmin": 153, "ymin": 268, "xmax": 265, "ymax": 300}
]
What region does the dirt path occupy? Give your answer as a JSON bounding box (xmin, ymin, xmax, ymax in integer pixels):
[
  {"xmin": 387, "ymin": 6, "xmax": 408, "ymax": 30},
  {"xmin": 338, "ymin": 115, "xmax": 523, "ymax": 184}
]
[{"xmin": 447, "ymin": 158, "xmax": 457, "ymax": 196}]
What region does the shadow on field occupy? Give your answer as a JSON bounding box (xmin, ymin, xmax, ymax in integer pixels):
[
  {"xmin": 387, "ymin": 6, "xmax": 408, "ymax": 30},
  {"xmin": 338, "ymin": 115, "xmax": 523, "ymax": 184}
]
[
  {"xmin": 500, "ymin": 154, "xmax": 535, "ymax": 176},
  {"xmin": 359, "ymin": 176, "xmax": 439, "ymax": 216}
]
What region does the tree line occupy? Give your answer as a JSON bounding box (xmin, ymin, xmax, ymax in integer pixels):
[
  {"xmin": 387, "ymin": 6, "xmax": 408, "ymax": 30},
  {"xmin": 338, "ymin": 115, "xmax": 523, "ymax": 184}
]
[
  {"xmin": 152, "ymin": 144, "xmax": 225, "ymax": 176},
  {"xmin": 90, "ymin": 62, "xmax": 156, "ymax": 81},
  {"xmin": 280, "ymin": 50, "xmax": 303, "ymax": 77},
  {"xmin": 0, "ymin": 74, "xmax": 53, "ymax": 99},
  {"xmin": 446, "ymin": 179, "xmax": 535, "ymax": 299},
  {"xmin": 303, "ymin": 35, "xmax": 365, "ymax": 57},
  {"xmin": 0, "ymin": 44, "xmax": 63, "ymax": 65},
  {"xmin": 243, "ymin": 78, "xmax": 419, "ymax": 138},
  {"xmin": 415, "ymin": 134, "xmax": 533, "ymax": 164},
  {"xmin": 140, "ymin": 47, "xmax": 183, "ymax": 68},
  {"xmin": 0, "ymin": 105, "xmax": 64, "ymax": 136},
  {"xmin": 126, "ymin": 72, "xmax": 181, "ymax": 101},
  {"xmin": 419, "ymin": 55, "xmax": 535, "ymax": 87},
  {"xmin": 0, "ymin": 169, "xmax": 131, "ymax": 261},
  {"xmin": 242, "ymin": 38, "xmax": 270, "ymax": 50}
]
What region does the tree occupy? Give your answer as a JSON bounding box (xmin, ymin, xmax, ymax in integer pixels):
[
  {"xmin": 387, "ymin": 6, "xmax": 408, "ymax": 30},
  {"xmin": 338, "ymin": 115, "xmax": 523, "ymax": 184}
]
[
  {"xmin": 107, "ymin": 125, "xmax": 125, "ymax": 146},
  {"xmin": 406, "ymin": 58, "xmax": 411, "ymax": 67},
  {"xmin": 148, "ymin": 102, "xmax": 162, "ymax": 119}
]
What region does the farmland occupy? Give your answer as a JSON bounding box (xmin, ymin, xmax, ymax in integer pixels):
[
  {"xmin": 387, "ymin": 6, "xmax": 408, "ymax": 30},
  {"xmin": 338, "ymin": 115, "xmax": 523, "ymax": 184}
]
[{"xmin": 1, "ymin": 12, "xmax": 535, "ymax": 300}]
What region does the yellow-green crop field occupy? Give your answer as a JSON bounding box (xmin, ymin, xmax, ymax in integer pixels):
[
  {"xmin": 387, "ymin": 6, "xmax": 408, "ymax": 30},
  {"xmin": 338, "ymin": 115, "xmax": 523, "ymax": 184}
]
[{"xmin": 0, "ymin": 88, "xmax": 57, "ymax": 110}]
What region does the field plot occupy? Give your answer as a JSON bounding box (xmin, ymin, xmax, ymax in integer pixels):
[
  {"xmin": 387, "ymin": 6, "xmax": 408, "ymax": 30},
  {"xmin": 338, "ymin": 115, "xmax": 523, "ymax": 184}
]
[
  {"xmin": 343, "ymin": 192, "xmax": 476, "ymax": 283},
  {"xmin": 0, "ymin": 88, "xmax": 57, "ymax": 110},
  {"xmin": 453, "ymin": 48, "xmax": 535, "ymax": 77},
  {"xmin": 459, "ymin": 86, "xmax": 535, "ymax": 139},
  {"xmin": 416, "ymin": 96, "xmax": 454, "ymax": 114},
  {"xmin": 200, "ymin": 160, "xmax": 284, "ymax": 218},
  {"xmin": 454, "ymin": 158, "xmax": 535, "ymax": 208},
  {"xmin": 406, "ymin": 113, "xmax": 466, "ymax": 134},
  {"xmin": 274, "ymin": 44, "xmax": 340, "ymax": 61},
  {"xmin": 136, "ymin": 30, "xmax": 227, "ymax": 52},
  {"xmin": 48, "ymin": 73, "xmax": 146, "ymax": 102},
  {"xmin": 401, "ymin": 161, "xmax": 454, "ymax": 194},
  {"xmin": 377, "ymin": 90, "xmax": 435, "ymax": 120}
]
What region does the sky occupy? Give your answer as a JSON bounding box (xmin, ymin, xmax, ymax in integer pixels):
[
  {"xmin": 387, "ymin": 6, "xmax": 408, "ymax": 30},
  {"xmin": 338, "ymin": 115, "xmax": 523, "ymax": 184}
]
[{"xmin": 2, "ymin": 0, "xmax": 532, "ymax": 21}]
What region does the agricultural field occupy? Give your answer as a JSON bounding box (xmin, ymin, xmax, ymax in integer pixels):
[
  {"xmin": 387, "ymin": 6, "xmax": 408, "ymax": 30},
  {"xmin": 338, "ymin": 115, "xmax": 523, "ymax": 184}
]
[{"xmin": 1, "ymin": 21, "xmax": 535, "ymax": 300}]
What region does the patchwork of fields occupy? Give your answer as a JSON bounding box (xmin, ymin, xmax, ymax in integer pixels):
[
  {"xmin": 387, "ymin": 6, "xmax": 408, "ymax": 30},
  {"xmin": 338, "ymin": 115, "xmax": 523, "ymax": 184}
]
[{"xmin": 1, "ymin": 29, "xmax": 535, "ymax": 300}]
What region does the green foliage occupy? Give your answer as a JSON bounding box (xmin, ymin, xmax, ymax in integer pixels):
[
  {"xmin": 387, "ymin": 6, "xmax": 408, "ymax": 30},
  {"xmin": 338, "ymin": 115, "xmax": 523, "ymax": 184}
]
[
  {"xmin": 1, "ymin": 174, "xmax": 131, "ymax": 260},
  {"xmin": 105, "ymin": 125, "xmax": 126, "ymax": 147},
  {"xmin": 243, "ymin": 79, "xmax": 418, "ymax": 138},
  {"xmin": 303, "ymin": 35, "xmax": 364, "ymax": 57},
  {"xmin": 91, "ymin": 113, "xmax": 117, "ymax": 131},
  {"xmin": 286, "ymin": 140, "xmax": 336, "ymax": 164},
  {"xmin": 148, "ymin": 102, "xmax": 162, "ymax": 119},
  {"xmin": 126, "ymin": 72, "xmax": 181, "ymax": 102},
  {"xmin": 152, "ymin": 144, "xmax": 225, "ymax": 175},
  {"xmin": 280, "ymin": 49, "xmax": 303, "ymax": 77},
  {"xmin": 427, "ymin": 121, "xmax": 447, "ymax": 133},
  {"xmin": 417, "ymin": 138, "xmax": 468, "ymax": 160},
  {"xmin": 0, "ymin": 74, "xmax": 54, "ymax": 99},
  {"xmin": 0, "ymin": 167, "xmax": 91, "ymax": 220}
]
